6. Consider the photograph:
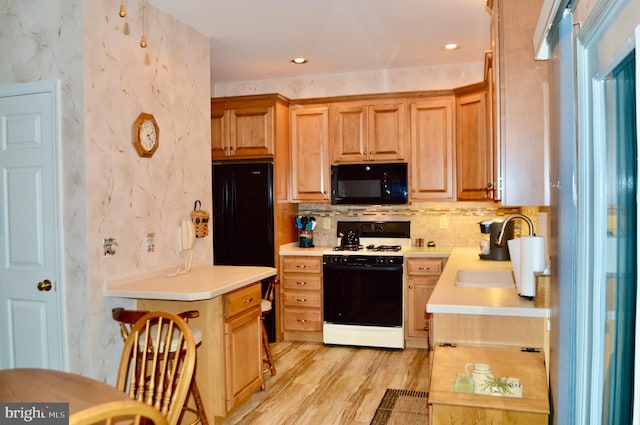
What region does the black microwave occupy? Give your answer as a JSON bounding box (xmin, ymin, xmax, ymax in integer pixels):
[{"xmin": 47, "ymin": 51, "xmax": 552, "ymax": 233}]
[{"xmin": 331, "ymin": 163, "xmax": 408, "ymax": 205}]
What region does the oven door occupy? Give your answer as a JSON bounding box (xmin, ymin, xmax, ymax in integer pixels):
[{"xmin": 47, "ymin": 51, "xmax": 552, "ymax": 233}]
[{"xmin": 323, "ymin": 262, "xmax": 403, "ymax": 327}]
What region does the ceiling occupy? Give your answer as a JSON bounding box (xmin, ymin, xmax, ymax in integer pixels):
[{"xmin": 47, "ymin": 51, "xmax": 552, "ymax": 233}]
[{"xmin": 148, "ymin": 0, "xmax": 491, "ymax": 85}]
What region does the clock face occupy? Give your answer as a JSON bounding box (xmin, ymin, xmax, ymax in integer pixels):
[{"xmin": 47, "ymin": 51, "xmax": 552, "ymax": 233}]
[
  {"xmin": 133, "ymin": 113, "xmax": 159, "ymax": 157},
  {"xmin": 139, "ymin": 119, "xmax": 157, "ymax": 151}
]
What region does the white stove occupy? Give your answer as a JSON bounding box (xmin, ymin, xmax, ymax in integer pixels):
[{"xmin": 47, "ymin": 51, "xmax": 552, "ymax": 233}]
[{"xmin": 323, "ymin": 221, "xmax": 410, "ymax": 349}]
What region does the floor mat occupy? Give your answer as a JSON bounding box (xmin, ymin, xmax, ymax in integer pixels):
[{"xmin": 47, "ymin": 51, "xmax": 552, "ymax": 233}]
[{"xmin": 369, "ymin": 389, "xmax": 429, "ymax": 425}]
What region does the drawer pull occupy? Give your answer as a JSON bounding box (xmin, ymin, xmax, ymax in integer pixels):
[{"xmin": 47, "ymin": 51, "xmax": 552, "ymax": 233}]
[
  {"xmin": 296, "ymin": 264, "xmax": 307, "ymax": 268},
  {"xmin": 297, "ymin": 319, "xmax": 308, "ymax": 323},
  {"xmin": 244, "ymin": 297, "xmax": 254, "ymax": 303},
  {"xmin": 418, "ymin": 267, "xmax": 431, "ymax": 271},
  {"xmin": 296, "ymin": 281, "xmax": 307, "ymax": 285},
  {"xmin": 296, "ymin": 298, "xmax": 307, "ymax": 302}
]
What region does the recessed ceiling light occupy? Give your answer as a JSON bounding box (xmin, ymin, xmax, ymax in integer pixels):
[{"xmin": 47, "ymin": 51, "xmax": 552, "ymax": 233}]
[
  {"xmin": 444, "ymin": 43, "xmax": 460, "ymax": 51},
  {"xmin": 291, "ymin": 57, "xmax": 308, "ymax": 64}
]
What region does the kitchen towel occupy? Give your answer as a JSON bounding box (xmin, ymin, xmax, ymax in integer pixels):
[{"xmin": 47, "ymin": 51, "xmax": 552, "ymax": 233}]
[{"xmin": 518, "ymin": 236, "xmax": 546, "ymax": 297}]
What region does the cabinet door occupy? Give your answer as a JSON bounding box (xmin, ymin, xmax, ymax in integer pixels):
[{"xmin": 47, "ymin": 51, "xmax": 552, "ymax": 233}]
[
  {"xmin": 224, "ymin": 306, "xmax": 263, "ymax": 412},
  {"xmin": 456, "ymin": 89, "xmax": 493, "ymax": 200},
  {"xmin": 409, "ymin": 98, "xmax": 455, "ymax": 200},
  {"xmin": 331, "ymin": 100, "xmax": 407, "ymax": 162},
  {"xmin": 228, "ymin": 106, "xmax": 274, "ymax": 158},
  {"xmin": 331, "ymin": 103, "xmax": 367, "ymax": 162},
  {"xmin": 211, "ymin": 109, "xmax": 228, "ymax": 159},
  {"xmin": 367, "ymin": 102, "xmax": 407, "ymax": 161},
  {"xmin": 406, "ymin": 276, "xmax": 436, "ymax": 339},
  {"xmin": 290, "ymin": 106, "xmax": 330, "ymax": 202}
]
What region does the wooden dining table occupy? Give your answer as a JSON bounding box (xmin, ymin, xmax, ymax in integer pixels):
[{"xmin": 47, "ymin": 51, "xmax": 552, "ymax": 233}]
[{"xmin": 0, "ymin": 368, "xmax": 131, "ymax": 414}]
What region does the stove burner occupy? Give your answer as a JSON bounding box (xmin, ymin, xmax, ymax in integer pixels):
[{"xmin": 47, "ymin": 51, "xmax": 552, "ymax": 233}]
[
  {"xmin": 371, "ymin": 245, "xmax": 402, "ymax": 252},
  {"xmin": 333, "ymin": 245, "xmax": 363, "ymax": 251}
]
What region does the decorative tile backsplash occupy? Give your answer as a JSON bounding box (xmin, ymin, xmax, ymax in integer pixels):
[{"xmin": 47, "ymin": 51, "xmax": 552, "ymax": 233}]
[{"xmin": 297, "ymin": 202, "xmax": 542, "ymax": 248}]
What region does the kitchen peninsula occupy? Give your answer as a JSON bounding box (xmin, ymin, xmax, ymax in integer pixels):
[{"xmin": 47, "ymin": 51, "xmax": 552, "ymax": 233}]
[
  {"xmin": 426, "ymin": 248, "xmax": 550, "ymax": 424},
  {"xmin": 427, "ymin": 247, "xmax": 549, "ymax": 350},
  {"xmin": 104, "ymin": 264, "xmax": 277, "ymax": 424}
]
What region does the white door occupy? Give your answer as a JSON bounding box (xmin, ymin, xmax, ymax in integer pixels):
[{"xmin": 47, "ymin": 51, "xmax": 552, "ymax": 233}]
[{"xmin": 0, "ymin": 80, "xmax": 65, "ymax": 370}]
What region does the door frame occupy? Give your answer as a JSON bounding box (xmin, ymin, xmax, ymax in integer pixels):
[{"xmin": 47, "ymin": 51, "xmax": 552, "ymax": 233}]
[
  {"xmin": 575, "ymin": 0, "xmax": 640, "ymax": 422},
  {"xmin": 0, "ymin": 79, "xmax": 66, "ymax": 370}
]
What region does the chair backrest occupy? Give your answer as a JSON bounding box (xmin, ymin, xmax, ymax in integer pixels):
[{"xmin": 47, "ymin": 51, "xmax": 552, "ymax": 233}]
[
  {"xmin": 263, "ymin": 278, "xmax": 278, "ymax": 303},
  {"xmin": 115, "ymin": 311, "xmax": 196, "ymax": 425},
  {"xmin": 69, "ymin": 400, "xmax": 169, "ymax": 425},
  {"xmin": 112, "ymin": 308, "xmax": 199, "ymax": 342}
]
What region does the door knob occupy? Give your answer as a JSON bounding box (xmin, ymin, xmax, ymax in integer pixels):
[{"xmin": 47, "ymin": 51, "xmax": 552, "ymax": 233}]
[{"xmin": 37, "ymin": 279, "xmax": 52, "ymax": 292}]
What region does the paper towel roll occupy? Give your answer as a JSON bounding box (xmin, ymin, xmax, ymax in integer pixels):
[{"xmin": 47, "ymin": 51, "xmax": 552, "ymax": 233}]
[
  {"xmin": 519, "ymin": 236, "xmax": 546, "ymax": 297},
  {"xmin": 507, "ymin": 239, "xmax": 521, "ymax": 293}
]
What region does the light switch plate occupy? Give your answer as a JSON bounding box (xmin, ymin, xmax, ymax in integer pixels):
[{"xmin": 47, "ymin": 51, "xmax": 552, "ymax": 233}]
[{"xmin": 323, "ymin": 217, "xmax": 331, "ymax": 229}]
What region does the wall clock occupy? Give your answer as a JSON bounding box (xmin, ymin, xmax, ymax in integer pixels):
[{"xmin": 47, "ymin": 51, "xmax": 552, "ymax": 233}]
[{"xmin": 133, "ymin": 112, "xmax": 159, "ymax": 158}]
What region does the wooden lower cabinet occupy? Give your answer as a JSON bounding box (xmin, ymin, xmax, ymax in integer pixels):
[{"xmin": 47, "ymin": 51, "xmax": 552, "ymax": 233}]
[
  {"xmin": 281, "ymin": 255, "xmax": 323, "ymax": 341},
  {"xmin": 138, "ymin": 281, "xmax": 264, "ymax": 424},
  {"xmin": 223, "ymin": 286, "xmax": 264, "ymax": 413},
  {"xmin": 405, "ymin": 257, "xmax": 446, "ymax": 347},
  {"xmin": 429, "ymin": 345, "xmax": 549, "ymax": 425}
]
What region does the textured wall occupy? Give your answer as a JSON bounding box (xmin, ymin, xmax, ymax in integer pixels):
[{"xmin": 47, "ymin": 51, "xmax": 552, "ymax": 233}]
[
  {"xmin": 0, "ymin": 0, "xmax": 89, "ymax": 373},
  {"xmin": 0, "ymin": 0, "xmax": 211, "ymax": 381},
  {"xmin": 84, "ymin": 1, "xmax": 211, "ymax": 382},
  {"xmin": 213, "ymin": 62, "xmax": 485, "ymax": 98}
]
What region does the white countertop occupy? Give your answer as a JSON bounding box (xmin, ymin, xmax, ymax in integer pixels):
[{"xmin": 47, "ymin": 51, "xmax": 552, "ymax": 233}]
[
  {"xmin": 427, "ymin": 247, "xmax": 548, "ymax": 318},
  {"xmin": 103, "ymin": 265, "xmax": 277, "ymax": 301},
  {"xmin": 279, "ymin": 242, "xmax": 452, "ymax": 257}
]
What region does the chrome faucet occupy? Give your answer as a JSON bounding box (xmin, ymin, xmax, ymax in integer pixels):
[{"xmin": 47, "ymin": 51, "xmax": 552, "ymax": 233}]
[{"xmin": 496, "ymin": 214, "xmax": 535, "ymax": 245}]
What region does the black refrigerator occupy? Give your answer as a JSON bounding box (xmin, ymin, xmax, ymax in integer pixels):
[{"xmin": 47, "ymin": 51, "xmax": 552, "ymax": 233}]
[{"xmin": 212, "ymin": 160, "xmax": 276, "ymax": 340}]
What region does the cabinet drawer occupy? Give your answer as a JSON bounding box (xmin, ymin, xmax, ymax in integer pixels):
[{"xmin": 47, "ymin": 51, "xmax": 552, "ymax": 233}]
[
  {"xmin": 282, "ymin": 256, "xmax": 322, "ymax": 273},
  {"xmin": 283, "ymin": 291, "xmax": 322, "ymax": 308},
  {"xmin": 283, "ymin": 309, "xmax": 322, "ymax": 332},
  {"xmin": 282, "ymin": 273, "xmax": 322, "ymax": 291},
  {"xmin": 224, "ymin": 283, "xmax": 262, "ymax": 318},
  {"xmin": 407, "ymin": 258, "xmax": 443, "ymax": 276}
]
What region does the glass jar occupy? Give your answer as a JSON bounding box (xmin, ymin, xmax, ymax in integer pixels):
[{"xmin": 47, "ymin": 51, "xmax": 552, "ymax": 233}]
[{"xmin": 299, "ymin": 230, "xmax": 314, "ymax": 248}]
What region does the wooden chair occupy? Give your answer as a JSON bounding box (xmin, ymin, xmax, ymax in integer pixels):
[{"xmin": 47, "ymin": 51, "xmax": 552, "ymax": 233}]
[
  {"xmin": 69, "ymin": 400, "xmax": 169, "ymax": 425},
  {"xmin": 114, "ymin": 311, "xmax": 196, "ymax": 425},
  {"xmin": 112, "ymin": 308, "xmax": 208, "ymax": 425},
  {"xmin": 261, "ymin": 279, "xmax": 278, "ymax": 376}
]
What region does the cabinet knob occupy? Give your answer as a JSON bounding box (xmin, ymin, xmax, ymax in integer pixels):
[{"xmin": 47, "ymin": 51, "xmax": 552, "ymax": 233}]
[
  {"xmin": 296, "ymin": 298, "xmax": 307, "ymax": 302},
  {"xmin": 408, "ymin": 285, "xmax": 414, "ymax": 289},
  {"xmin": 296, "ymin": 281, "xmax": 307, "ymax": 285},
  {"xmin": 244, "ymin": 297, "xmax": 253, "ymax": 303},
  {"xmin": 296, "ymin": 264, "xmax": 307, "ymax": 268},
  {"xmin": 297, "ymin": 319, "xmax": 308, "ymax": 323}
]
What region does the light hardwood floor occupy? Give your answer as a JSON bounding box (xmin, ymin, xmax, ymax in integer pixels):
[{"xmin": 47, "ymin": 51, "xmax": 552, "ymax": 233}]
[{"xmin": 221, "ymin": 341, "xmax": 430, "ymax": 425}]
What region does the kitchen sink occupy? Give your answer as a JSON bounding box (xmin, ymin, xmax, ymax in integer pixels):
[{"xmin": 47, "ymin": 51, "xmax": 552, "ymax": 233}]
[{"xmin": 454, "ymin": 269, "xmax": 515, "ymax": 288}]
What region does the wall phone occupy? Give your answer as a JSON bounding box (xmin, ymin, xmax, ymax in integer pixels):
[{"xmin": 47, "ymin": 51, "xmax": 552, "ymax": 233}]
[{"xmin": 179, "ymin": 219, "xmax": 196, "ymax": 251}]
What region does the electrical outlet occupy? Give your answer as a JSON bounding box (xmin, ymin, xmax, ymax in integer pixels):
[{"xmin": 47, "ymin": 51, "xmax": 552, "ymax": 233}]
[
  {"xmin": 439, "ymin": 216, "xmax": 449, "ymax": 229},
  {"xmin": 146, "ymin": 233, "xmax": 155, "ymax": 252},
  {"xmin": 323, "ymin": 217, "xmax": 331, "ymax": 229}
]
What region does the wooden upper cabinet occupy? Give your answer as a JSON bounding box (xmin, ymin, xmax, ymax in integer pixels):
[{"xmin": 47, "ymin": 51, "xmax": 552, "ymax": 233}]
[
  {"xmin": 409, "ymin": 97, "xmax": 455, "ymax": 201},
  {"xmin": 455, "ymin": 84, "xmax": 494, "ymax": 201},
  {"xmin": 211, "ymin": 98, "xmax": 277, "ymax": 159},
  {"xmin": 289, "ymin": 105, "xmax": 330, "ymax": 202},
  {"xmin": 331, "ymin": 100, "xmax": 408, "ymax": 163},
  {"xmin": 491, "ymin": 0, "xmax": 549, "ymax": 206}
]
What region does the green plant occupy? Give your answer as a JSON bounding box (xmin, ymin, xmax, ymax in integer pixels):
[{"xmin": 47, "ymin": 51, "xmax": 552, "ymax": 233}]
[{"xmin": 479, "ymin": 376, "xmax": 514, "ymax": 396}]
